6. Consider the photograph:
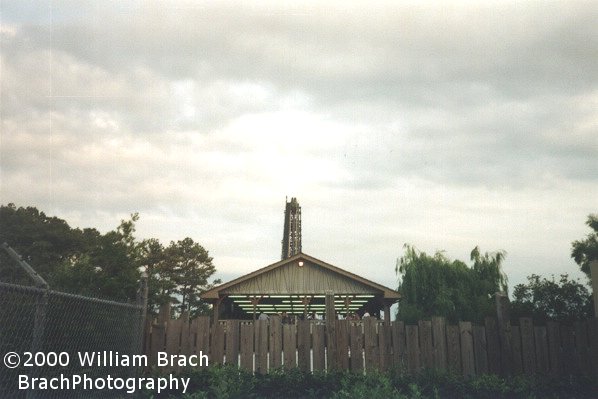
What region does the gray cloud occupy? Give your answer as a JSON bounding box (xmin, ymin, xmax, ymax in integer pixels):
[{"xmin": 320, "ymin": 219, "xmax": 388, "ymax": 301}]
[{"xmin": 1, "ymin": 0, "xmax": 597, "ymax": 290}]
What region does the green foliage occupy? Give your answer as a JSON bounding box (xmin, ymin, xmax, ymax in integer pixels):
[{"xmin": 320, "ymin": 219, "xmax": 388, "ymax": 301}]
[
  {"xmin": 0, "ymin": 203, "xmax": 93, "ymax": 285},
  {"xmin": 571, "ymin": 214, "xmax": 598, "ymax": 279},
  {"xmin": 138, "ymin": 237, "xmax": 220, "ymax": 317},
  {"xmin": 511, "ymin": 274, "xmax": 592, "ymax": 324},
  {"xmin": 396, "ymin": 244, "xmax": 508, "ymax": 323},
  {"xmin": 167, "ymin": 238, "xmax": 219, "ymax": 317},
  {"xmin": 140, "ymin": 366, "xmax": 598, "ymax": 399},
  {"xmin": 0, "ymin": 203, "xmax": 139, "ymax": 300},
  {"xmin": 1, "ymin": 204, "xmax": 219, "ymax": 309},
  {"xmin": 51, "ymin": 214, "xmax": 141, "ymax": 300}
]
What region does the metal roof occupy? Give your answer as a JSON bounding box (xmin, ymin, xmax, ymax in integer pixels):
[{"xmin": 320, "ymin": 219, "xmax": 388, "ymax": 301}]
[{"xmin": 201, "ymin": 253, "xmax": 400, "ymax": 300}]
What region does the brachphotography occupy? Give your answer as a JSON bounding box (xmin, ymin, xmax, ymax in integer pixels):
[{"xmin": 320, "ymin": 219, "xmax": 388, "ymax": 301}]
[{"xmin": 18, "ymin": 373, "xmax": 190, "ymax": 394}]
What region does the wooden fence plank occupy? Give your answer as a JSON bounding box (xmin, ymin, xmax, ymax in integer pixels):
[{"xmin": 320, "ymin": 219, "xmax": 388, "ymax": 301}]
[
  {"xmin": 166, "ymin": 318, "xmax": 183, "ymax": 372},
  {"xmin": 391, "ymin": 321, "xmax": 406, "ymax": 372},
  {"xmin": 326, "ymin": 316, "xmax": 338, "ymax": 370},
  {"xmin": 196, "ymin": 316, "xmax": 211, "ymax": 358},
  {"xmin": 350, "ymin": 323, "xmax": 363, "ymax": 372},
  {"xmin": 419, "ymin": 320, "xmax": 433, "ymax": 369},
  {"xmin": 364, "ymin": 318, "xmax": 379, "ymax": 372},
  {"xmin": 459, "ymin": 321, "xmax": 475, "ymax": 377},
  {"xmin": 336, "ymin": 320, "xmax": 350, "ymax": 370},
  {"xmin": 225, "ymin": 320, "xmax": 239, "ymax": 367},
  {"xmin": 473, "ymin": 325, "xmax": 488, "ymax": 375},
  {"xmin": 283, "ymin": 323, "xmax": 296, "ymax": 370},
  {"xmin": 150, "ymin": 321, "xmax": 166, "ymax": 367},
  {"xmin": 588, "ymin": 318, "xmax": 598, "ymax": 379},
  {"xmin": 446, "ymin": 325, "xmax": 461, "ymax": 374},
  {"xmin": 187, "ymin": 318, "xmax": 198, "ymax": 356},
  {"xmin": 379, "ymin": 322, "xmax": 392, "ymax": 372},
  {"xmin": 179, "ymin": 313, "xmax": 191, "ymax": 358},
  {"xmin": 240, "ymin": 322, "xmax": 254, "ymax": 371},
  {"xmin": 297, "ymin": 320, "xmax": 311, "ymax": 372},
  {"xmin": 561, "ymin": 325, "xmax": 577, "ymax": 375},
  {"xmin": 484, "ymin": 317, "xmax": 500, "ymax": 375},
  {"xmin": 269, "ymin": 317, "xmax": 282, "ymax": 369},
  {"xmin": 511, "ymin": 326, "xmax": 523, "ymax": 374},
  {"xmin": 406, "ymin": 325, "xmax": 420, "ymax": 373},
  {"xmin": 211, "ymin": 321, "xmax": 225, "ymax": 366},
  {"xmin": 255, "ymin": 320, "xmax": 268, "ymax": 374},
  {"xmin": 546, "ymin": 321, "xmax": 561, "ymax": 376},
  {"xmin": 574, "ymin": 321, "xmax": 590, "ymax": 375},
  {"xmin": 166, "ymin": 318, "xmax": 182, "ymax": 355},
  {"xmin": 534, "ymin": 326, "xmax": 548, "ymax": 375},
  {"xmin": 519, "ymin": 318, "xmax": 536, "ymax": 375},
  {"xmin": 312, "ymin": 324, "xmax": 325, "ymax": 371},
  {"xmin": 144, "ymin": 319, "xmax": 152, "ymax": 362},
  {"xmin": 147, "ymin": 316, "xmax": 598, "ymax": 377},
  {"xmin": 495, "ymin": 294, "xmax": 513, "ymax": 376},
  {"xmin": 431, "ymin": 317, "xmax": 447, "ymax": 371}
]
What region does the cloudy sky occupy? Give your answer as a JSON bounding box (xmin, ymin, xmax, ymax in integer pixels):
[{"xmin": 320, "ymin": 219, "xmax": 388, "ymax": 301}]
[{"xmin": 1, "ymin": 0, "xmax": 597, "ymax": 293}]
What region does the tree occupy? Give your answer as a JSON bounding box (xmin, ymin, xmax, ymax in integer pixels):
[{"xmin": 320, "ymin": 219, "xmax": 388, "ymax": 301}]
[
  {"xmin": 1, "ymin": 204, "xmax": 220, "ymax": 311},
  {"xmin": 396, "ymin": 244, "xmax": 508, "ymax": 323},
  {"xmin": 138, "ymin": 238, "xmax": 176, "ymax": 315},
  {"xmin": 1, "ymin": 204, "xmax": 139, "ymax": 300},
  {"xmin": 0, "ymin": 203, "xmax": 95, "ymax": 285},
  {"xmin": 52, "ymin": 214, "xmax": 141, "ymax": 300},
  {"xmin": 511, "ymin": 274, "xmax": 592, "ymax": 324},
  {"xmin": 165, "ymin": 238, "xmax": 220, "ymax": 317},
  {"xmin": 571, "ymin": 214, "xmax": 598, "ymax": 279}
]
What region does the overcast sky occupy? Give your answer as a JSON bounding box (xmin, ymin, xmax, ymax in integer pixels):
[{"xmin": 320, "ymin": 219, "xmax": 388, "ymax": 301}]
[{"xmin": 1, "ymin": 0, "xmax": 597, "ymax": 293}]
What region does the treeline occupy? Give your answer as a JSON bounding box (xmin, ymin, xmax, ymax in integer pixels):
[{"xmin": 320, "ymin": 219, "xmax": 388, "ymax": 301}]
[
  {"xmin": 396, "ymin": 214, "xmax": 597, "ymax": 324},
  {"xmin": 0, "ymin": 204, "xmax": 219, "ymax": 316}
]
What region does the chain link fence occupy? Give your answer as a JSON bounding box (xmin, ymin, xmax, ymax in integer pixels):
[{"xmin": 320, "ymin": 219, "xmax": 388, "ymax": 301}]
[{"xmin": 0, "ymin": 245, "xmax": 146, "ymax": 399}]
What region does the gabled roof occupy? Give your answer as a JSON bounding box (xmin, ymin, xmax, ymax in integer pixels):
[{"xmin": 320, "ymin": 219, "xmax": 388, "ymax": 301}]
[{"xmin": 201, "ymin": 253, "xmax": 400, "ymax": 300}]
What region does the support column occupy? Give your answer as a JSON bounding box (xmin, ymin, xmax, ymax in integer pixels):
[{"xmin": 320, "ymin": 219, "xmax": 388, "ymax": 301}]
[
  {"xmin": 591, "ymin": 260, "xmax": 598, "ymax": 318},
  {"xmin": 325, "ymin": 292, "xmax": 336, "ymax": 321},
  {"xmin": 383, "ymin": 302, "xmax": 391, "ymax": 325},
  {"xmin": 213, "ymin": 296, "xmax": 225, "ymax": 324},
  {"xmin": 302, "ymin": 295, "xmax": 312, "ymax": 318}
]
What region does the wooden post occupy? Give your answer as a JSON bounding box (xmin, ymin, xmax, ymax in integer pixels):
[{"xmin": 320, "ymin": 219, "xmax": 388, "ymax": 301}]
[
  {"xmin": 325, "ymin": 292, "xmax": 336, "ymax": 321},
  {"xmin": 495, "ymin": 292, "xmax": 512, "ymax": 375},
  {"xmin": 325, "ymin": 292, "xmax": 337, "ymax": 370},
  {"xmin": 383, "ymin": 302, "xmax": 391, "ymax": 325},
  {"xmin": 137, "ymin": 273, "xmax": 149, "ymax": 357},
  {"xmin": 591, "ymin": 260, "xmax": 598, "ymax": 318},
  {"xmin": 213, "ymin": 296, "xmax": 225, "ymax": 324}
]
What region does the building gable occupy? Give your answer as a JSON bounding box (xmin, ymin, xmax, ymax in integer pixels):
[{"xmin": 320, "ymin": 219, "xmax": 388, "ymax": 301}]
[{"xmin": 221, "ymin": 258, "xmax": 379, "ymax": 295}]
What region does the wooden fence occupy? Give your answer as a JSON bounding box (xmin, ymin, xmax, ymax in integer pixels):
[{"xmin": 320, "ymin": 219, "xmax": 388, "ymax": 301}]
[{"xmin": 144, "ymin": 307, "xmax": 598, "ymax": 378}]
